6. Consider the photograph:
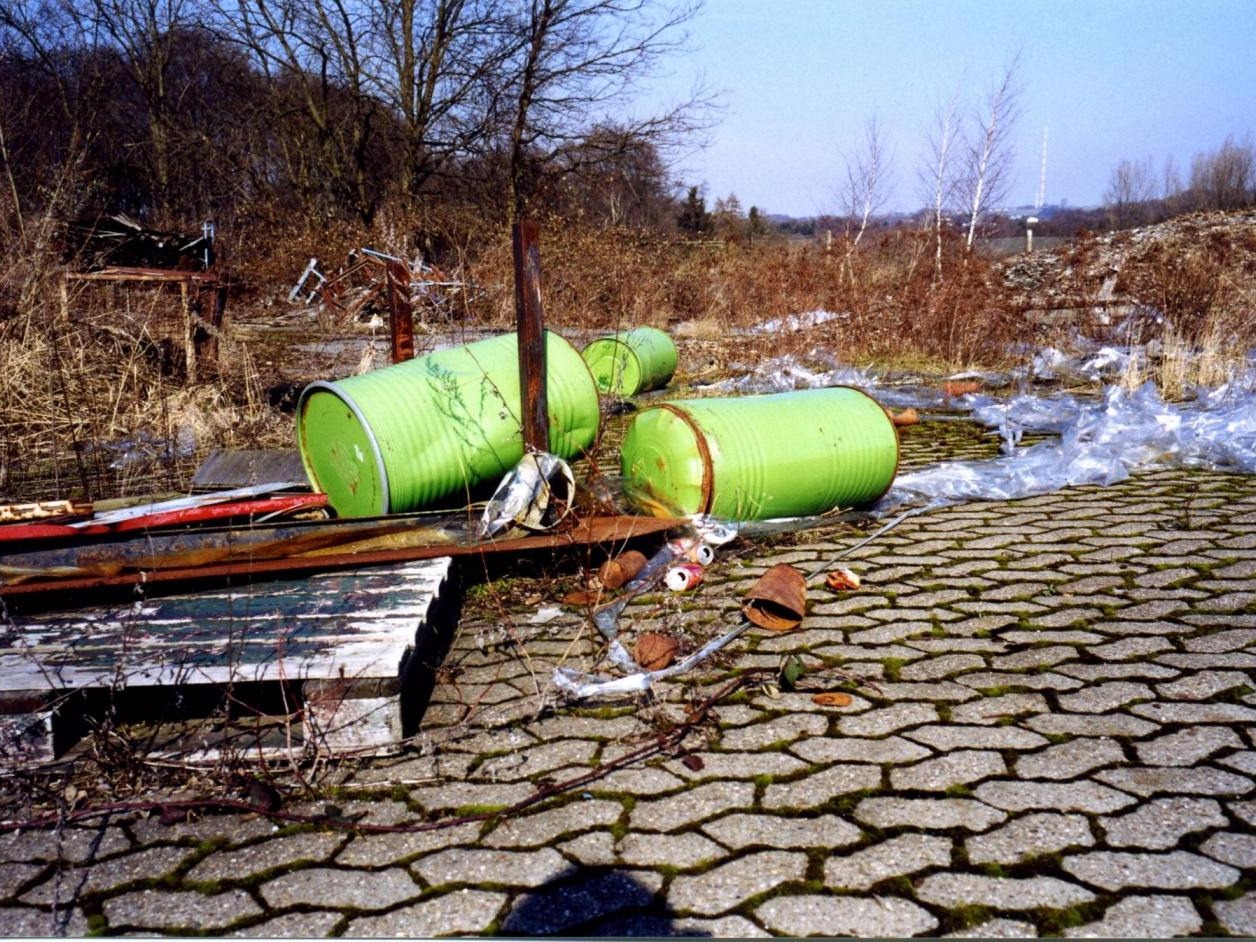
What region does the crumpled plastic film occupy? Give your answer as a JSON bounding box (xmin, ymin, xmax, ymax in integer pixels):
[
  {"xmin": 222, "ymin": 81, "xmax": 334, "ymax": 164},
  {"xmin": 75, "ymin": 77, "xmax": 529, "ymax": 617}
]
[{"xmin": 881, "ymin": 381, "xmax": 1256, "ymax": 512}]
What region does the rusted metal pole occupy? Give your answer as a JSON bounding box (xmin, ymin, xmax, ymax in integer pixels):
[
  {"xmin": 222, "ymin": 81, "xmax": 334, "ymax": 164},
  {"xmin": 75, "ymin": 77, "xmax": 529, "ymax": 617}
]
[
  {"xmin": 385, "ymin": 259, "xmax": 415, "ymax": 362},
  {"xmin": 512, "ymin": 220, "xmax": 548, "ymax": 452}
]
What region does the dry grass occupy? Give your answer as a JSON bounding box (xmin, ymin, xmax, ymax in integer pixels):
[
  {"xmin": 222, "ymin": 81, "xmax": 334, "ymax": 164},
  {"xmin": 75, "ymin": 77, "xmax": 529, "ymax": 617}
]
[{"xmin": 4, "ymin": 202, "xmax": 1256, "ymax": 503}]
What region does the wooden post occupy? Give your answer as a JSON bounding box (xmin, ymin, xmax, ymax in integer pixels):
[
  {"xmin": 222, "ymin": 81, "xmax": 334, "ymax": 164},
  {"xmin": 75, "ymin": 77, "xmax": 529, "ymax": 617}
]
[
  {"xmin": 385, "ymin": 259, "xmax": 415, "ymax": 363},
  {"xmin": 181, "ymin": 278, "xmax": 196, "ymax": 382},
  {"xmin": 512, "ymin": 220, "xmax": 548, "ymax": 453}
]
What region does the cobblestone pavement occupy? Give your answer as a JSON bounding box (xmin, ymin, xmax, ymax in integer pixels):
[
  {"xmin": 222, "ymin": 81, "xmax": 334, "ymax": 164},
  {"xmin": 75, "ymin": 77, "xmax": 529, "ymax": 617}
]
[{"xmin": 1, "ymin": 429, "xmax": 1254, "ymax": 935}]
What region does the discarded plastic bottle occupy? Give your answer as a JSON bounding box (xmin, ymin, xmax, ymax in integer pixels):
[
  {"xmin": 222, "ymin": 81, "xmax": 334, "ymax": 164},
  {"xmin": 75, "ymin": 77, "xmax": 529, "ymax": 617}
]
[{"xmin": 620, "ymin": 387, "xmax": 899, "ymax": 520}]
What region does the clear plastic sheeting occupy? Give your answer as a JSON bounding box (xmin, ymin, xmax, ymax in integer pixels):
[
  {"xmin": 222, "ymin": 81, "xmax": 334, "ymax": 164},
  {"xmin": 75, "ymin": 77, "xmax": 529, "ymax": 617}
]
[
  {"xmin": 750, "ymin": 309, "xmax": 845, "ymax": 334},
  {"xmin": 710, "ymin": 350, "xmax": 875, "ymax": 395},
  {"xmin": 882, "ymin": 381, "xmax": 1256, "ymax": 511}
]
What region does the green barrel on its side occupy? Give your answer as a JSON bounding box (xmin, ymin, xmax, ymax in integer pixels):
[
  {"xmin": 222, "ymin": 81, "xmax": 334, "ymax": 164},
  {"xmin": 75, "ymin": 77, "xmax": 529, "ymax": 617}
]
[
  {"xmin": 619, "ymin": 387, "xmax": 899, "ymax": 520},
  {"xmin": 296, "ymin": 331, "xmax": 600, "ymax": 517},
  {"xmin": 581, "ymin": 327, "xmax": 678, "ymax": 397}
]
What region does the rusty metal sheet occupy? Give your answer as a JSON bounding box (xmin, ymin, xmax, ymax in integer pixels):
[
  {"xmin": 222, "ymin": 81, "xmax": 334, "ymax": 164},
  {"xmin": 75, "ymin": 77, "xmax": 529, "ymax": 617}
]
[{"xmin": 0, "ymin": 514, "xmax": 685, "ymax": 599}]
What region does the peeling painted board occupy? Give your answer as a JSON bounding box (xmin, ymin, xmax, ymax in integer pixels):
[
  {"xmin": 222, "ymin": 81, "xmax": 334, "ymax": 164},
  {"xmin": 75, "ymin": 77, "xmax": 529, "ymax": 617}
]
[
  {"xmin": 0, "ymin": 559, "xmax": 450, "ymax": 694},
  {"xmin": 0, "ymin": 558, "xmax": 454, "ymax": 763}
]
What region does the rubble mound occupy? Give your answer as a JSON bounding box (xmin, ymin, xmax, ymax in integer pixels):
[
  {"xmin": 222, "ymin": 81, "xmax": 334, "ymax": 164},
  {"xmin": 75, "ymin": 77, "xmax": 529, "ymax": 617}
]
[{"xmin": 999, "ymin": 210, "xmax": 1256, "ymax": 331}]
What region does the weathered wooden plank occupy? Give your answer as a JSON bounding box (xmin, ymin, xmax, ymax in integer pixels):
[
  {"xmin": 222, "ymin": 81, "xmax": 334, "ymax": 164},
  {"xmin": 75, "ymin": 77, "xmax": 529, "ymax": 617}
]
[{"xmin": 0, "ymin": 557, "xmax": 454, "ymax": 763}]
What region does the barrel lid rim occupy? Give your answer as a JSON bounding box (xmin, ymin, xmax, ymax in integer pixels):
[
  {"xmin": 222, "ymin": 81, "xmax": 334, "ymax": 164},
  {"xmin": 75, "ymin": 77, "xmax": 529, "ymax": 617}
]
[{"xmin": 297, "ymin": 379, "xmax": 392, "ymax": 515}]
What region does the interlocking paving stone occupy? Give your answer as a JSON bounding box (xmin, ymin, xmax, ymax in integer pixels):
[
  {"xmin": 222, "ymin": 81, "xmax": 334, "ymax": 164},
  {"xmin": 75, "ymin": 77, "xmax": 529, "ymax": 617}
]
[
  {"xmin": 101, "ymin": 888, "xmax": 261, "ymax": 931},
  {"xmin": 836, "ymin": 702, "xmax": 939, "ymax": 737},
  {"xmin": 0, "ymin": 825, "xmax": 131, "ymax": 865},
  {"xmin": 989, "ymin": 646, "xmax": 1078, "ymax": 671},
  {"xmin": 1219, "ymin": 750, "xmax": 1256, "ymax": 774},
  {"xmin": 973, "ymin": 780, "xmax": 1137, "ymax": 814},
  {"xmin": 482, "ymin": 799, "xmax": 622, "ymax": 848},
  {"xmin": 666, "ymin": 750, "xmax": 808, "ymax": 780},
  {"xmin": 701, "ymin": 813, "xmax": 862, "ymax": 850},
  {"xmin": 905, "ymin": 725, "xmax": 1050, "ymax": 751},
  {"xmin": 628, "ymin": 780, "xmax": 757, "ymax": 832},
  {"xmin": 668, "ymin": 850, "xmax": 806, "ymax": 917},
  {"xmin": 615, "ymin": 832, "xmax": 728, "ymax": 868},
  {"xmin": 476, "ymin": 739, "xmax": 599, "ymax": 781},
  {"xmin": 1013, "ymin": 737, "xmax": 1126, "ymax": 780},
  {"xmin": 823, "ymin": 833, "xmax": 952, "ymax": 890},
  {"xmin": 410, "ymin": 847, "xmax": 569, "ymax": 890},
  {"xmin": 755, "ymin": 894, "xmax": 939, "ymax": 938},
  {"xmin": 1200, "ymin": 830, "xmax": 1256, "ymax": 868},
  {"xmin": 593, "ymin": 766, "xmax": 687, "ymax": 795},
  {"xmin": 1156, "ymin": 652, "xmax": 1256, "ymax": 669},
  {"xmin": 915, "ymin": 873, "xmax": 1094, "ymax": 910},
  {"xmin": 1062, "ymin": 849, "xmax": 1240, "ymax": 891},
  {"xmin": 501, "ymin": 869, "xmax": 664, "ymax": 934},
  {"xmin": 853, "ymin": 797, "xmax": 1007, "ymax": 832},
  {"xmin": 1062, "ymin": 894, "xmax": 1202, "ymax": 938},
  {"xmin": 408, "ymin": 780, "xmax": 536, "ymax": 813},
  {"xmin": 717, "ymin": 712, "xmax": 829, "ymax": 749},
  {"xmin": 1183, "ymin": 627, "xmax": 1256, "ymax": 652},
  {"xmin": 1100, "ymin": 796, "xmax": 1227, "ymax": 849},
  {"xmin": 1056, "ymin": 681, "xmax": 1155, "ymax": 713},
  {"xmin": 790, "ymin": 734, "xmax": 932, "ymax": 765},
  {"xmin": 944, "ymin": 917, "xmax": 1038, "ymax": 937},
  {"xmin": 863, "ymin": 681, "xmax": 981, "ymax": 701},
  {"xmin": 889, "ymin": 750, "xmax": 1006, "ymax": 791},
  {"xmin": 335, "ymin": 822, "xmax": 483, "ymax": 867},
  {"xmin": 1131, "ymin": 701, "xmax": 1256, "ymax": 723},
  {"xmin": 1134, "ymin": 725, "xmax": 1245, "ymax": 766},
  {"xmin": 20, "ymin": 846, "xmax": 196, "ymax": 904},
  {"xmin": 1088, "ymin": 636, "xmax": 1176, "ymax": 660},
  {"xmin": 950, "ymin": 693, "xmax": 1049, "ymax": 725},
  {"xmin": 965, "ymin": 812, "xmax": 1095, "ymax": 864},
  {"xmin": 762, "ymin": 763, "xmax": 883, "ymax": 810},
  {"xmin": 259, "ymin": 865, "xmax": 420, "ymax": 909},
  {"xmin": 1024, "ymin": 713, "xmax": 1160, "ymax": 737},
  {"xmin": 226, "ymin": 911, "xmax": 344, "ymax": 937},
  {"xmin": 185, "ymin": 831, "xmax": 345, "ymax": 882},
  {"xmin": 958, "ymin": 671, "xmax": 1083, "ymax": 691},
  {"xmin": 346, "ymin": 888, "xmax": 506, "ymax": 937},
  {"xmin": 1155, "ymin": 669, "xmax": 1252, "ymax": 699},
  {"xmin": 559, "ymin": 831, "xmax": 616, "ymax": 867},
  {"xmin": 906, "ymin": 638, "xmax": 1008, "ymax": 653},
  {"xmin": 899, "ymin": 654, "xmax": 987, "ymax": 680},
  {"xmin": 127, "ymin": 814, "xmax": 277, "ymax": 848},
  {"xmin": 1214, "ymin": 891, "xmax": 1256, "ymax": 937},
  {"xmin": 1055, "ymin": 662, "xmax": 1180, "ymax": 682},
  {"xmin": 0, "ymin": 862, "xmax": 43, "ymax": 899},
  {"xmin": 1095, "ymin": 765, "xmax": 1253, "ymax": 797},
  {"xmin": 0, "ymin": 905, "xmax": 89, "ymax": 937}
]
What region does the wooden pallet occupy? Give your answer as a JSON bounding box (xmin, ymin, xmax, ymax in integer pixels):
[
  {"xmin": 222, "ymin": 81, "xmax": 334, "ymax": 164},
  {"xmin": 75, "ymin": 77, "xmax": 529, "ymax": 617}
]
[{"xmin": 0, "ymin": 557, "xmax": 456, "ymax": 765}]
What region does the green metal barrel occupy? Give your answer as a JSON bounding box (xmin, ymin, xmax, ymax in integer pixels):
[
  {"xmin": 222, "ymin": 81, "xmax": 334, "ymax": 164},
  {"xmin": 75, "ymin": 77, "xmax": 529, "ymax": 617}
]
[
  {"xmin": 620, "ymin": 387, "xmax": 899, "ymax": 520},
  {"xmin": 581, "ymin": 327, "xmax": 678, "ymax": 397},
  {"xmin": 297, "ymin": 331, "xmax": 600, "ymax": 517}
]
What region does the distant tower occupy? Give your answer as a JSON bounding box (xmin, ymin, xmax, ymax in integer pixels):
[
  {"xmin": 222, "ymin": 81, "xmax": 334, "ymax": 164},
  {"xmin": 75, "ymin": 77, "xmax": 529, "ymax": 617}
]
[{"xmin": 1035, "ymin": 126, "xmax": 1049, "ymax": 211}]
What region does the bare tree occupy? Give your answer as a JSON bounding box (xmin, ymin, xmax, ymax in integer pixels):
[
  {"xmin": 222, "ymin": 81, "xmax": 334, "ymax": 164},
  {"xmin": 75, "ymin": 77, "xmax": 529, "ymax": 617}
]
[
  {"xmin": 918, "ymin": 80, "xmax": 962, "ymax": 281},
  {"xmin": 493, "ymin": 0, "xmax": 709, "ymax": 221},
  {"xmin": 839, "ymin": 113, "xmax": 891, "ymax": 254},
  {"xmin": 1189, "ymin": 135, "xmax": 1256, "ymax": 211},
  {"xmin": 958, "ymin": 54, "xmax": 1021, "ymax": 251},
  {"xmin": 1104, "ymin": 155, "xmax": 1156, "ymax": 228}
]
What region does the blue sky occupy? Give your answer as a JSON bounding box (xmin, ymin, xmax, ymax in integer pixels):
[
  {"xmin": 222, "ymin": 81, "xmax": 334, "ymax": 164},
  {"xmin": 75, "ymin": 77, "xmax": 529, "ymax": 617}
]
[{"xmin": 656, "ymin": 0, "xmax": 1256, "ymax": 217}]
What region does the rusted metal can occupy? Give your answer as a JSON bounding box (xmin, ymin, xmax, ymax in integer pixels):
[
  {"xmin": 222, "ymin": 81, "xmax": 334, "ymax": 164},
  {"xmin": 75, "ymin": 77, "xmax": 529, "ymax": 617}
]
[
  {"xmin": 664, "ymin": 562, "xmax": 704, "ymax": 592},
  {"xmin": 667, "ymin": 538, "xmax": 716, "ymax": 566}
]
